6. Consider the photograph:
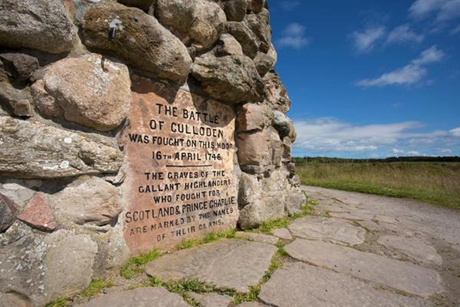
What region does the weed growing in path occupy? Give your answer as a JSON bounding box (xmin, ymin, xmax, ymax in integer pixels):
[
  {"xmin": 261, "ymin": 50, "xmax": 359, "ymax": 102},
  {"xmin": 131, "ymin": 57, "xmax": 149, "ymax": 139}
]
[
  {"xmin": 81, "ymin": 279, "xmax": 114, "ymax": 298},
  {"xmin": 121, "ymin": 249, "xmax": 162, "ymax": 279},
  {"xmin": 44, "ymin": 298, "xmax": 69, "ymax": 307},
  {"xmin": 250, "ymin": 201, "xmax": 315, "ymax": 235},
  {"xmin": 149, "ymin": 277, "xmax": 236, "ymax": 306},
  {"xmin": 176, "ymin": 230, "xmax": 236, "ymax": 250},
  {"xmin": 233, "ymin": 251, "xmax": 285, "ymax": 304},
  {"xmin": 275, "ymin": 241, "xmax": 289, "ymax": 257}
]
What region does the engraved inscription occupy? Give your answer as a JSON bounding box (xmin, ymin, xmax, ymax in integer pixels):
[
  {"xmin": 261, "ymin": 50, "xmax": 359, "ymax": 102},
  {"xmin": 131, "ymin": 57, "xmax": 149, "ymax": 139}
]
[{"xmin": 123, "ymin": 79, "xmax": 238, "ymax": 253}]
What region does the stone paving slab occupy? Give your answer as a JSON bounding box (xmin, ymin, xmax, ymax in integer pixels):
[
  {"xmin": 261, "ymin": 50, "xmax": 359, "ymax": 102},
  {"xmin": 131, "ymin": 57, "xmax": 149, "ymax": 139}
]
[
  {"xmin": 328, "ymin": 211, "xmax": 374, "ymax": 221},
  {"xmin": 313, "ymin": 203, "xmax": 350, "ymax": 213},
  {"xmin": 357, "ymin": 220, "xmax": 417, "ymax": 237},
  {"xmin": 303, "ymin": 186, "xmax": 460, "ymax": 250},
  {"xmin": 259, "ymin": 262, "xmax": 428, "ymax": 307},
  {"xmin": 377, "ymin": 235, "xmax": 442, "ymax": 266},
  {"xmin": 288, "ymin": 216, "xmax": 366, "ymax": 246},
  {"xmin": 145, "ymin": 239, "xmax": 277, "ymax": 293},
  {"xmin": 285, "ymin": 239, "xmax": 443, "ymax": 297},
  {"xmin": 189, "ymin": 292, "xmax": 232, "ymax": 307},
  {"xmin": 327, "ymin": 209, "xmax": 399, "ymax": 225},
  {"xmin": 235, "ymin": 232, "xmax": 279, "ymax": 244},
  {"xmin": 356, "ymin": 220, "xmax": 386, "ymax": 232},
  {"xmin": 80, "ymin": 287, "xmax": 188, "ymax": 307},
  {"xmin": 373, "ymin": 214, "xmax": 399, "ymax": 224},
  {"xmin": 238, "ymin": 302, "xmax": 268, "ymax": 307},
  {"xmin": 271, "ymin": 228, "xmax": 292, "ymax": 240}
]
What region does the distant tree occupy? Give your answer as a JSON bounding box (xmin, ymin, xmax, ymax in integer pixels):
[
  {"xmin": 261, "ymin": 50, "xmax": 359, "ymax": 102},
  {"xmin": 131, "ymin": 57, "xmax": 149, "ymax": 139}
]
[{"xmin": 292, "ymin": 156, "xmax": 460, "ymax": 164}]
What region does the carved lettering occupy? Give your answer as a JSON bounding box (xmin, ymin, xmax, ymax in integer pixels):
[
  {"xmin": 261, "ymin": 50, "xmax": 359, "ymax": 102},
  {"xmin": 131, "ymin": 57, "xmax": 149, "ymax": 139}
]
[{"xmin": 123, "ymin": 80, "xmax": 238, "ymax": 253}]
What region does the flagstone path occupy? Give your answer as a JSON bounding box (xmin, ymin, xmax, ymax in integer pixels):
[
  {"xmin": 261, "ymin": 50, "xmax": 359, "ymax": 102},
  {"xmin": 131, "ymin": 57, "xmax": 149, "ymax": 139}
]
[{"xmin": 78, "ymin": 186, "xmax": 460, "ymax": 307}]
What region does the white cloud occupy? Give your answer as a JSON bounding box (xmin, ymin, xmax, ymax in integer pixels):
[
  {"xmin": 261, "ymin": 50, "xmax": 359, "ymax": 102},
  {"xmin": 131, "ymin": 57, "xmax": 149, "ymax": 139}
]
[
  {"xmin": 409, "ymin": 0, "xmax": 460, "ymax": 22},
  {"xmin": 351, "ymin": 26, "xmax": 386, "ymax": 53},
  {"xmin": 356, "ymin": 46, "xmax": 445, "ymax": 87},
  {"xmin": 294, "ymin": 119, "xmax": 421, "ymax": 152},
  {"xmin": 386, "ymin": 24, "xmax": 425, "ymax": 44},
  {"xmin": 410, "ymin": 0, "xmax": 448, "ymax": 18},
  {"xmin": 437, "ymin": 0, "xmax": 460, "ymax": 20},
  {"xmin": 450, "ymin": 127, "xmax": 460, "ymax": 136},
  {"xmin": 412, "ymin": 45, "xmax": 446, "ymax": 64},
  {"xmin": 276, "ymin": 23, "xmax": 310, "ymax": 49},
  {"xmin": 293, "ymin": 118, "xmax": 460, "ymax": 156},
  {"xmin": 390, "ymin": 148, "xmax": 427, "ymax": 157},
  {"xmin": 280, "ymin": 0, "xmax": 301, "ymax": 11},
  {"xmin": 356, "ymin": 65, "xmax": 427, "ymax": 87}
]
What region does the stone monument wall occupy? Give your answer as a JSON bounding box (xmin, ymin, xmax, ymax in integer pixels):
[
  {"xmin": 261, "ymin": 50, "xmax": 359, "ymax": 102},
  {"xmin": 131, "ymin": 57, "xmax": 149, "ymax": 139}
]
[{"xmin": 0, "ymin": 0, "xmax": 305, "ymax": 305}]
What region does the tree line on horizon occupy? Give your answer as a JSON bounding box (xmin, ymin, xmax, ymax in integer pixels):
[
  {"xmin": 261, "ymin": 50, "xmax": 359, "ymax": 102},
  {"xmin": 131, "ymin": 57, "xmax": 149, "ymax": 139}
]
[{"xmin": 293, "ymin": 156, "xmax": 460, "ymax": 164}]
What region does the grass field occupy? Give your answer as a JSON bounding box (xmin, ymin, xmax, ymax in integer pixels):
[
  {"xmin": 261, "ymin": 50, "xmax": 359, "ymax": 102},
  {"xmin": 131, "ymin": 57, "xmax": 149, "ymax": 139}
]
[{"xmin": 296, "ymin": 161, "xmax": 460, "ymax": 210}]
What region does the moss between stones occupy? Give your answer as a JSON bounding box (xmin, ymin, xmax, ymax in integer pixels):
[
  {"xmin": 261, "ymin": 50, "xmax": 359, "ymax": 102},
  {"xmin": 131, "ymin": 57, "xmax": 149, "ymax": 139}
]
[
  {"xmin": 233, "ymin": 247, "xmax": 287, "ymax": 304},
  {"xmin": 124, "ymin": 230, "xmax": 289, "ymax": 305},
  {"xmin": 175, "ymin": 229, "xmax": 237, "ymax": 251},
  {"xmin": 247, "ymin": 199, "xmax": 315, "ymax": 235},
  {"xmin": 149, "ymin": 277, "xmax": 236, "ymax": 306},
  {"xmin": 80, "ymin": 279, "xmax": 115, "ymax": 298},
  {"xmin": 46, "ymin": 228, "xmax": 286, "ymax": 306},
  {"xmin": 120, "ymin": 230, "xmax": 237, "ymax": 280},
  {"xmin": 44, "ymin": 297, "xmax": 69, "ymax": 307},
  {"xmin": 120, "ymin": 249, "xmax": 163, "ymax": 280},
  {"xmin": 44, "ymin": 279, "xmax": 115, "ymax": 307}
]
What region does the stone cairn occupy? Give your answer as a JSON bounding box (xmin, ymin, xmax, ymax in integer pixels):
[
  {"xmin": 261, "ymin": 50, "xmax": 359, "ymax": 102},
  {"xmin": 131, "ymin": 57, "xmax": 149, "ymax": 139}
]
[{"xmin": 0, "ymin": 0, "xmax": 305, "ymax": 305}]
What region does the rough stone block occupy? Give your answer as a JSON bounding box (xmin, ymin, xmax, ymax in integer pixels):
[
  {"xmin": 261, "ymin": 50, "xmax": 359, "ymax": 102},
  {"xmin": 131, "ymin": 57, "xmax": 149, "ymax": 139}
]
[
  {"xmin": 0, "ymin": 193, "xmax": 18, "ymax": 232},
  {"xmin": 51, "ymin": 176, "xmax": 122, "ymax": 227},
  {"xmin": 155, "ymin": 0, "xmax": 226, "ymax": 49},
  {"xmin": 83, "ymin": 2, "xmax": 192, "ymax": 84},
  {"xmin": 0, "ymin": 116, "xmax": 124, "ymax": 179},
  {"xmin": 17, "ymin": 192, "xmax": 56, "ymax": 232},
  {"xmin": 237, "ymin": 103, "xmax": 271, "ymax": 133},
  {"xmin": 192, "ymin": 54, "xmax": 264, "ymax": 104},
  {"xmin": 226, "ymin": 22, "xmax": 260, "ymax": 59},
  {"xmin": 224, "ymin": 0, "xmax": 248, "ymax": 22},
  {"xmin": 32, "ymin": 54, "xmax": 131, "ymax": 131},
  {"xmin": 0, "ymin": 0, "xmax": 74, "ymax": 53}
]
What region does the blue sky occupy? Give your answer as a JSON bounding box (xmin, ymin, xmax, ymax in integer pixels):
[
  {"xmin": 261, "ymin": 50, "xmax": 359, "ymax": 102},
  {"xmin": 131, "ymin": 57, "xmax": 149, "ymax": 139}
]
[{"xmin": 270, "ymin": 0, "xmax": 460, "ymax": 158}]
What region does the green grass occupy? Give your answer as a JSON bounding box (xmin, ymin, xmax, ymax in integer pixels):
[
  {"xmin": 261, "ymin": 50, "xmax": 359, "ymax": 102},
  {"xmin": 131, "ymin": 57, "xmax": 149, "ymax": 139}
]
[
  {"xmin": 81, "ymin": 279, "xmax": 114, "ymax": 298},
  {"xmin": 149, "ymin": 277, "xmax": 235, "ymax": 296},
  {"xmin": 121, "ymin": 230, "xmax": 236, "ymax": 280},
  {"xmin": 149, "ymin": 277, "xmax": 236, "ymax": 306},
  {"xmin": 176, "ymin": 230, "xmax": 236, "ymax": 250},
  {"xmin": 275, "ymin": 241, "xmax": 289, "ymax": 257},
  {"xmin": 296, "ymin": 162, "xmax": 460, "ymax": 209},
  {"xmin": 45, "ymin": 278, "xmax": 115, "ymax": 307},
  {"xmin": 233, "ymin": 284, "xmax": 261, "ymax": 304},
  {"xmin": 148, "ymin": 243, "xmax": 287, "ymax": 306},
  {"xmin": 233, "ymin": 252, "xmax": 284, "ymax": 304},
  {"xmin": 256, "ymin": 218, "xmax": 291, "ymax": 234},
  {"xmin": 250, "ymin": 201, "xmax": 314, "ymax": 235},
  {"xmin": 44, "ymin": 298, "xmax": 69, "ymax": 307},
  {"xmin": 121, "ymin": 249, "xmax": 162, "ymax": 279}
]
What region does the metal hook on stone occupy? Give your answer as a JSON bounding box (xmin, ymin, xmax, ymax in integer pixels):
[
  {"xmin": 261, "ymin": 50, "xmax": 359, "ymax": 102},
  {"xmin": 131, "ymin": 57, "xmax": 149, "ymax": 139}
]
[
  {"xmin": 108, "ymin": 27, "xmax": 117, "ymax": 39},
  {"xmin": 108, "ymin": 18, "xmax": 122, "ymax": 40}
]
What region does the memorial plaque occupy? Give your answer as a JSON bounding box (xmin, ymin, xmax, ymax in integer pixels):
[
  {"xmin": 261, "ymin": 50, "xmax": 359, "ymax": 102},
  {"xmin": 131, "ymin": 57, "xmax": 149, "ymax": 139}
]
[{"xmin": 122, "ymin": 78, "xmax": 239, "ymax": 253}]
